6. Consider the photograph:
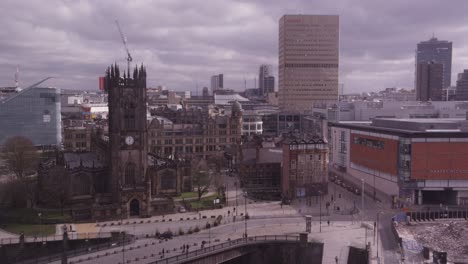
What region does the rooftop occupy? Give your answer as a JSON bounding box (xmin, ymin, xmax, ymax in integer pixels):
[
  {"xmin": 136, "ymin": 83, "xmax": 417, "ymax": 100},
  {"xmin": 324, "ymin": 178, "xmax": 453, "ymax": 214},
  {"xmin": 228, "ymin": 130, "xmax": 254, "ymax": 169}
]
[
  {"xmin": 331, "ymin": 118, "xmax": 468, "ymax": 137},
  {"xmin": 242, "ymin": 147, "xmax": 283, "ymax": 164},
  {"xmin": 63, "ymin": 152, "xmax": 105, "ymax": 169}
]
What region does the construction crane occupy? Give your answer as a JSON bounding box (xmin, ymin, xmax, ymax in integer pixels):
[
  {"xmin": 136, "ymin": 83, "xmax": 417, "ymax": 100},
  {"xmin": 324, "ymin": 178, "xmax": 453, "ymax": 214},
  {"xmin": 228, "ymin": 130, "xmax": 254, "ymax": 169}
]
[{"xmin": 115, "ymin": 19, "xmax": 133, "ymax": 71}]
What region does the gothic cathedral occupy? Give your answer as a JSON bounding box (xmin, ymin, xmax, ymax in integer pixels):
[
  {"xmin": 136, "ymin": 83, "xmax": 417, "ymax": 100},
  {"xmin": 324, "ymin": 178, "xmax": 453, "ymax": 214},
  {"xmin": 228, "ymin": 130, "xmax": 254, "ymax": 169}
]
[{"xmin": 106, "ymin": 64, "xmax": 150, "ymax": 218}]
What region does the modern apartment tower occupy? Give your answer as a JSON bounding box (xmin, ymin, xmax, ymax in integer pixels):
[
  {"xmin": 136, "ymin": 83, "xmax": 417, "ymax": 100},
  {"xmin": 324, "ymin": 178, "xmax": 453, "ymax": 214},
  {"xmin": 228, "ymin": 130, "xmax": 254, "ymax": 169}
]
[
  {"xmin": 416, "ymin": 37, "xmax": 452, "ymax": 89},
  {"xmin": 416, "ymin": 61, "xmax": 444, "ymax": 101},
  {"xmin": 259, "ymin": 64, "xmax": 275, "ymax": 95},
  {"xmin": 278, "ymin": 15, "xmax": 339, "ymax": 113},
  {"xmin": 456, "ymin": 70, "xmax": 468, "ymax": 101},
  {"xmin": 211, "ymin": 74, "xmax": 223, "ymax": 94}
]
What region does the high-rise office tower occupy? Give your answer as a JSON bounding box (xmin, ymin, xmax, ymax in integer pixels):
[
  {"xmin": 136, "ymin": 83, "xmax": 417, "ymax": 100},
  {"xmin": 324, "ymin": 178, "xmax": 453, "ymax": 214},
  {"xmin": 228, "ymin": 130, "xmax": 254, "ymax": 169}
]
[
  {"xmin": 416, "ymin": 37, "xmax": 452, "ymax": 89},
  {"xmin": 416, "ymin": 61, "xmax": 443, "ymax": 101},
  {"xmin": 456, "ymin": 70, "xmax": 468, "ymax": 101},
  {"xmin": 259, "ymin": 64, "xmax": 275, "ymax": 95},
  {"xmin": 278, "ymin": 15, "xmax": 339, "ymax": 112},
  {"xmin": 211, "ymin": 74, "xmax": 223, "ymax": 93}
]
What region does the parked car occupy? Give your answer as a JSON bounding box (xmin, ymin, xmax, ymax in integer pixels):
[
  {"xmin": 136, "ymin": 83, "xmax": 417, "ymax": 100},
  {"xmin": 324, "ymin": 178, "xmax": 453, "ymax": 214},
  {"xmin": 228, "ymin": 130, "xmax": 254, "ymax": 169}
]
[{"xmin": 178, "ymin": 206, "xmax": 187, "ymax": 213}]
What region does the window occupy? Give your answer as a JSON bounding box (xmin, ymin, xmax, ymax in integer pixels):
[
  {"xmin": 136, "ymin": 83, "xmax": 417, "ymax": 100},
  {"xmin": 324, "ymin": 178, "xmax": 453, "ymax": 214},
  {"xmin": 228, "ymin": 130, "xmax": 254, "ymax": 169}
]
[
  {"xmin": 185, "ymin": 146, "xmax": 193, "ymax": 153},
  {"xmin": 160, "ymin": 170, "xmax": 176, "ymax": 190},
  {"xmin": 164, "ymin": 147, "xmax": 172, "ymax": 155},
  {"xmin": 175, "ymin": 139, "xmax": 183, "ymax": 144},
  {"xmin": 73, "ymin": 173, "xmax": 90, "ymax": 196},
  {"xmin": 185, "ymin": 139, "xmax": 193, "ymax": 144},
  {"xmin": 164, "ymin": 139, "xmax": 173, "ymax": 144},
  {"xmin": 175, "ymin": 146, "xmax": 183, "ymax": 153},
  {"xmin": 353, "ymin": 136, "xmax": 384, "ymax": 149},
  {"xmin": 125, "ymin": 163, "xmax": 136, "ymax": 186},
  {"xmin": 124, "ymin": 111, "xmax": 135, "ymax": 130}
]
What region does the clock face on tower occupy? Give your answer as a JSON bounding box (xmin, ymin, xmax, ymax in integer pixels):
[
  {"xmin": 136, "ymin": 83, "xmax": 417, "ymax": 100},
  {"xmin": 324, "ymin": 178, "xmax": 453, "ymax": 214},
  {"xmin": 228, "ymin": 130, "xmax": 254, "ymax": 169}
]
[{"xmin": 125, "ymin": 136, "xmax": 134, "ymax": 145}]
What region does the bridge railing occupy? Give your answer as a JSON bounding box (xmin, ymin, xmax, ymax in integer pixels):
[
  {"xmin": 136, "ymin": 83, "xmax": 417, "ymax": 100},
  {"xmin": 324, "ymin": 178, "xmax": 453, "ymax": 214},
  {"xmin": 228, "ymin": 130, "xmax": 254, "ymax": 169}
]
[
  {"xmin": 149, "ymin": 235, "xmax": 300, "ymax": 264},
  {"xmin": 0, "ymin": 232, "xmax": 113, "ymax": 245}
]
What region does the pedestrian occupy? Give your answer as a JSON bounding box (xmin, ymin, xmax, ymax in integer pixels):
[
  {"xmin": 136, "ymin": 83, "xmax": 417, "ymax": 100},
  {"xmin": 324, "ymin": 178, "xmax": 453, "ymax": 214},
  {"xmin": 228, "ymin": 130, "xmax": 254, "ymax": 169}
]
[
  {"xmin": 327, "ymin": 220, "xmax": 330, "ymax": 226},
  {"xmin": 335, "ymin": 256, "xmax": 338, "ymax": 263}
]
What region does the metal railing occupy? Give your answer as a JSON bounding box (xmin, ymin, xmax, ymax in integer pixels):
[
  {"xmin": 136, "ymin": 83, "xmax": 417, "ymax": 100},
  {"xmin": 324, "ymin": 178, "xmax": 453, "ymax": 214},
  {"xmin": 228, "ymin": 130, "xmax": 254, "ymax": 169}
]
[
  {"xmin": 18, "ymin": 237, "xmax": 133, "ymax": 264},
  {"xmin": 0, "ymin": 232, "xmax": 113, "ymax": 245},
  {"xmin": 406, "ymin": 209, "xmax": 468, "ymax": 222},
  {"xmin": 149, "ymin": 235, "xmax": 300, "ymax": 264}
]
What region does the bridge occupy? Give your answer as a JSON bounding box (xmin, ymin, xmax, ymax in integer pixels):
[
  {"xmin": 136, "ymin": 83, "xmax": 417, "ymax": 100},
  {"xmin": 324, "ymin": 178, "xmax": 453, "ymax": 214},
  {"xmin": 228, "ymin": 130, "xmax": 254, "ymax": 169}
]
[{"xmin": 148, "ymin": 235, "xmax": 323, "ymax": 264}]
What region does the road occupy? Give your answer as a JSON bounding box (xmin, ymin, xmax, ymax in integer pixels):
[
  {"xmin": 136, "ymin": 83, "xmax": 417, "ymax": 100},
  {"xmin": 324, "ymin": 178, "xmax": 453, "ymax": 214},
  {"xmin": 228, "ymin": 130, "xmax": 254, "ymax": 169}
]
[
  {"xmin": 45, "ymin": 172, "xmax": 402, "ymax": 264},
  {"xmin": 52, "ymin": 217, "xmax": 305, "ymax": 264}
]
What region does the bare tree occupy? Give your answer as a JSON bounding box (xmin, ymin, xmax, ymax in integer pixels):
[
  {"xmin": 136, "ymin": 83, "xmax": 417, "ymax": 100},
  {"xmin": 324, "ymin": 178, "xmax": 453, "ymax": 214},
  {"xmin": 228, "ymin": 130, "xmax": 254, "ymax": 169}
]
[
  {"xmin": 1, "ymin": 136, "xmax": 40, "ymax": 208},
  {"xmin": 207, "ymin": 155, "xmax": 226, "ymax": 193},
  {"xmin": 2, "ymin": 136, "xmax": 39, "ymax": 179},
  {"xmin": 191, "ymin": 158, "xmax": 212, "ymax": 201}
]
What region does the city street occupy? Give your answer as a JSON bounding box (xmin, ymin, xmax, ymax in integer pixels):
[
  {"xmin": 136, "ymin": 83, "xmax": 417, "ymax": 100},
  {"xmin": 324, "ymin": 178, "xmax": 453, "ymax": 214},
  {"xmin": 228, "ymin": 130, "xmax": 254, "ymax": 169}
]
[{"xmin": 48, "ymin": 173, "xmax": 402, "ymax": 264}]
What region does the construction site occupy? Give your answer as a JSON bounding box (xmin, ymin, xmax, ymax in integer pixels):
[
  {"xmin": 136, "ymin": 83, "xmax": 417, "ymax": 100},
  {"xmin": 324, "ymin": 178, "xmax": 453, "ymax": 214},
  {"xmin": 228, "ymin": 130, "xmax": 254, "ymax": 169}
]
[{"xmin": 396, "ymin": 220, "xmax": 468, "ymax": 263}]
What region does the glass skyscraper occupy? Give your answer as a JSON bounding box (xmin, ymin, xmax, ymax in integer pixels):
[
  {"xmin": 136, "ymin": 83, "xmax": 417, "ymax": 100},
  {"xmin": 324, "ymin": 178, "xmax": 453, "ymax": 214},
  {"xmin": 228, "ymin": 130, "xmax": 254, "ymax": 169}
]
[
  {"xmin": 0, "ymin": 87, "xmax": 61, "ymax": 146},
  {"xmin": 416, "ymin": 37, "xmax": 452, "ymax": 89}
]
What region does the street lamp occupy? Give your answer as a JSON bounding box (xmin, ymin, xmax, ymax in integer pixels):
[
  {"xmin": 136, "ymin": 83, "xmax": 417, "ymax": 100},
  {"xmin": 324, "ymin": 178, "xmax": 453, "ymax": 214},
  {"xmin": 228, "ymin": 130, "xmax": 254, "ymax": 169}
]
[
  {"xmin": 37, "ymin": 212, "xmax": 42, "ymax": 240},
  {"xmin": 243, "ymin": 191, "xmax": 248, "ymax": 239},
  {"xmin": 121, "ymin": 231, "xmax": 125, "ymax": 264},
  {"xmin": 235, "ymin": 182, "xmax": 238, "ymax": 214},
  {"xmin": 318, "ymin": 191, "xmax": 322, "ymax": 233},
  {"xmin": 361, "ymin": 179, "xmax": 364, "ymax": 211},
  {"xmin": 376, "ymin": 211, "xmax": 383, "ymax": 261}
]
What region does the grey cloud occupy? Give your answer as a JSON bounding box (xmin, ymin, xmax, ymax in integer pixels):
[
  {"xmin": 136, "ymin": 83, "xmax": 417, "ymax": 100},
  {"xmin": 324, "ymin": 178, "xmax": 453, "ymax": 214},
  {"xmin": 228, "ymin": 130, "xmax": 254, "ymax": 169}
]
[{"xmin": 1, "ymin": 0, "xmax": 468, "ymax": 93}]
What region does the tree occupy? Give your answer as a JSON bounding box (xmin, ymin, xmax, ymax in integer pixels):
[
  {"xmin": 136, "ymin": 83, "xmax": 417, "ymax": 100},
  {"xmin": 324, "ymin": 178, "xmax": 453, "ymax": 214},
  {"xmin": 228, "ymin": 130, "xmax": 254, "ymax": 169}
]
[
  {"xmin": 1, "ymin": 136, "xmax": 40, "ymax": 208},
  {"xmin": 207, "ymin": 155, "xmax": 226, "ymax": 195},
  {"xmin": 2, "ymin": 136, "xmax": 39, "ymax": 180},
  {"xmin": 191, "ymin": 158, "xmax": 212, "ymax": 201}
]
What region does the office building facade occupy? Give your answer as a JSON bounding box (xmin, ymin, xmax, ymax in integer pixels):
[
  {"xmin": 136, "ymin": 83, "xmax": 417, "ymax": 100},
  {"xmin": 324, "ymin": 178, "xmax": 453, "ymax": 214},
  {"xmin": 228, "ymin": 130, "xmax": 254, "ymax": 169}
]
[
  {"xmin": 259, "ymin": 64, "xmax": 275, "ymax": 95},
  {"xmin": 0, "ymin": 87, "xmax": 61, "ymax": 147},
  {"xmin": 416, "ymin": 61, "xmax": 444, "ymax": 101},
  {"xmin": 278, "ymin": 15, "xmax": 339, "ymax": 113},
  {"xmin": 416, "ymin": 37, "xmax": 452, "ymax": 89},
  {"xmin": 330, "ymin": 118, "xmax": 468, "ymax": 206},
  {"xmin": 211, "ymin": 74, "xmax": 224, "ymax": 93},
  {"xmin": 456, "ymin": 70, "xmax": 468, "ymax": 101}
]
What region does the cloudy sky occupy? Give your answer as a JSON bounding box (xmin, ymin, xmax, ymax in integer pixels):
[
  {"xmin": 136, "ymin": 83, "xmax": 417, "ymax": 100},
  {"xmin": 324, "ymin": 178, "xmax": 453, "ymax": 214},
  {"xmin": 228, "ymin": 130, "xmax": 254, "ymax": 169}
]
[{"xmin": 1, "ymin": 0, "xmax": 468, "ymax": 94}]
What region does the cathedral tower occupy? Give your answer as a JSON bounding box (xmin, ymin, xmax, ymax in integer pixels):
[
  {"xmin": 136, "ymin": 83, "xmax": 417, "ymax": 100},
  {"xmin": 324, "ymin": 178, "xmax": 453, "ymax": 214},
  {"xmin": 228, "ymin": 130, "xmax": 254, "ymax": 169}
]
[{"xmin": 106, "ymin": 64, "xmax": 150, "ymax": 218}]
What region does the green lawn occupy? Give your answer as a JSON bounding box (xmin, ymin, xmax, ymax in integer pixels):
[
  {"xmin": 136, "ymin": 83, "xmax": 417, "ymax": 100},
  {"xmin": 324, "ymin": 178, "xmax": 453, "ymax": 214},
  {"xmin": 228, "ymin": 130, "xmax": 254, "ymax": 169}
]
[
  {"xmin": 0, "ymin": 208, "xmax": 71, "ymax": 223},
  {"xmin": 189, "ymin": 194, "xmax": 221, "ymax": 210},
  {"xmin": 2, "ymin": 224, "xmax": 56, "ymax": 236},
  {"xmin": 175, "ymin": 192, "xmax": 199, "ymax": 199}
]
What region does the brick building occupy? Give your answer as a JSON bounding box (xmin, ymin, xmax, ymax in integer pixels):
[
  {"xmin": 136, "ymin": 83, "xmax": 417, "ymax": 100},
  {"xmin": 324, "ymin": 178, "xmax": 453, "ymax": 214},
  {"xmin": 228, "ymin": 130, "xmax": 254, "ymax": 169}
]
[
  {"xmin": 282, "ymin": 137, "xmax": 329, "ymax": 200},
  {"xmin": 330, "ymin": 118, "xmax": 468, "ymax": 206},
  {"xmin": 148, "ymin": 102, "xmax": 243, "ymax": 160}
]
